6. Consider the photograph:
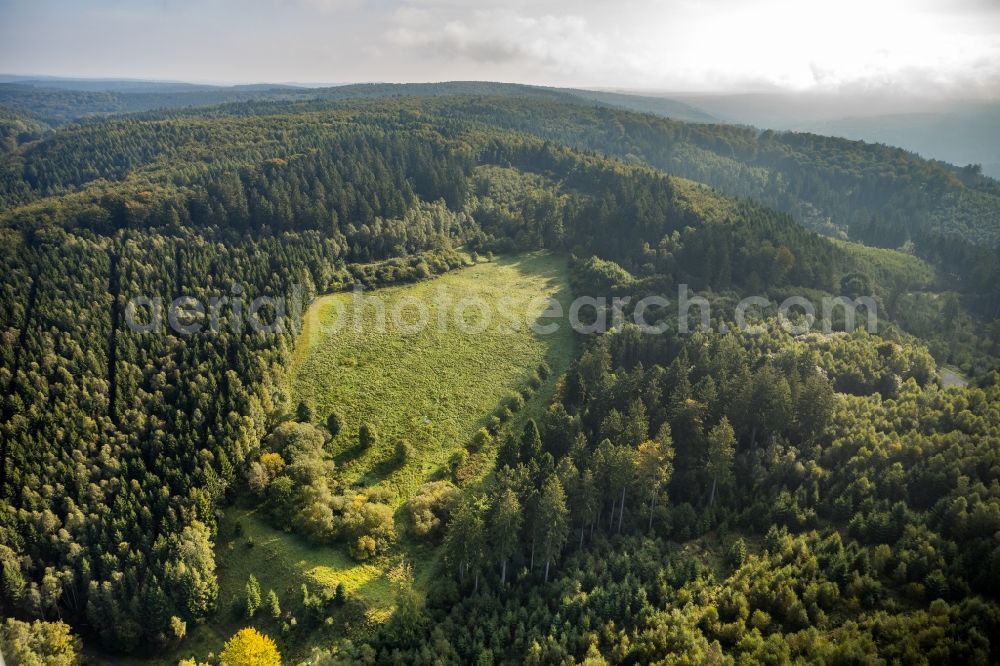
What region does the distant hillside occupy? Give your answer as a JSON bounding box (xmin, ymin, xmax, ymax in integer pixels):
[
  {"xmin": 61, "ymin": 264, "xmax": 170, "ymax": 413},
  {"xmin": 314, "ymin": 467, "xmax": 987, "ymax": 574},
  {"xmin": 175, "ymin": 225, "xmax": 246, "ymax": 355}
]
[
  {"xmin": 0, "ymin": 82, "xmax": 304, "ymax": 125},
  {"xmin": 0, "ymin": 106, "xmax": 48, "ymax": 151},
  {"xmin": 0, "ymin": 75, "xmax": 238, "ymax": 93},
  {"xmin": 668, "ymin": 91, "xmax": 1000, "ymax": 179},
  {"xmin": 805, "ymin": 105, "xmax": 1000, "ymax": 179},
  {"xmin": 0, "ymin": 79, "xmax": 715, "ymax": 126}
]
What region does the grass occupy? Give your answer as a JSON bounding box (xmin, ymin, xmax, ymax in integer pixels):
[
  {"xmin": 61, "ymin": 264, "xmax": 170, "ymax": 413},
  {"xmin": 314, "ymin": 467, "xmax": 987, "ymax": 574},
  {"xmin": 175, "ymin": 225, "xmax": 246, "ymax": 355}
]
[
  {"xmin": 148, "ymin": 502, "xmax": 400, "ymax": 665},
  {"xmin": 289, "ymin": 251, "xmax": 575, "ymax": 505},
  {"xmin": 139, "ymin": 251, "xmax": 575, "ymax": 665},
  {"xmin": 672, "ymin": 176, "xmax": 740, "ymax": 224},
  {"xmin": 829, "ymin": 238, "xmax": 936, "ymax": 291}
]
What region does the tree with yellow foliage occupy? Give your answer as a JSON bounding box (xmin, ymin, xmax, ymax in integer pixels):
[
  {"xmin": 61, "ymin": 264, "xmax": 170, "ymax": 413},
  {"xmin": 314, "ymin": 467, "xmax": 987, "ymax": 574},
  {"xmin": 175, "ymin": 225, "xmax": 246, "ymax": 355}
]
[
  {"xmin": 0, "ymin": 618, "xmax": 82, "ymax": 666},
  {"xmin": 219, "ymin": 628, "xmax": 281, "ymax": 666}
]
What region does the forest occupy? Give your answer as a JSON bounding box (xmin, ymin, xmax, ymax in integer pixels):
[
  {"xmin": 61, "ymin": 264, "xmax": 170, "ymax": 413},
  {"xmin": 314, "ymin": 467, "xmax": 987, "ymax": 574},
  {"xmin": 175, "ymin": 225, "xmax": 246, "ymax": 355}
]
[{"xmin": 0, "ymin": 90, "xmax": 998, "ymax": 664}]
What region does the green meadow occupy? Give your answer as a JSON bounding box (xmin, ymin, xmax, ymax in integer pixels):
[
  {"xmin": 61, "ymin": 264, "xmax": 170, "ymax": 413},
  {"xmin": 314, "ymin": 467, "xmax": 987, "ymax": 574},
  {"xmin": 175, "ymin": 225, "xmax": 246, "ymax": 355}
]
[
  {"xmin": 829, "ymin": 237, "xmax": 936, "ymax": 291},
  {"xmin": 288, "ymin": 251, "xmax": 576, "ymax": 504}
]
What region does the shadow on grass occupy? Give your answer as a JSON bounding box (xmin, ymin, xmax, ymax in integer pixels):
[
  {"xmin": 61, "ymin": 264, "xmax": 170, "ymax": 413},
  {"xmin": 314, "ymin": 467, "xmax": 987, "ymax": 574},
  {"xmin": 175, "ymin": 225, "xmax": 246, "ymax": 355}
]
[
  {"xmin": 360, "ymin": 454, "xmax": 407, "ymax": 488},
  {"xmin": 332, "ymin": 440, "xmax": 368, "ymax": 467}
]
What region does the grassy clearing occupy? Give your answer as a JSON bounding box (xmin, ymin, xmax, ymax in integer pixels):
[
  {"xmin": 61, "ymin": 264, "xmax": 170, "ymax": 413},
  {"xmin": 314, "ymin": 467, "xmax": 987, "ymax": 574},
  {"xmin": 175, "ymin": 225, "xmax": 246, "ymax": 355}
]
[
  {"xmin": 282, "ymin": 250, "xmax": 574, "ymax": 626},
  {"xmin": 672, "ymin": 176, "xmax": 739, "ymax": 224},
  {"xmin": 829, "ymin": 238, "xmax": 936, "ymax": 291},
  {"xmin": 289, "ymin": 251, "xmax": 575, "ymax": 505},
  {"xmin": 151, "ymin": 502, "xmax": 394, "ymax": 665},
  {"xmin": 940, "ymin": 365, "xmax": 969, "ymax": 388}
]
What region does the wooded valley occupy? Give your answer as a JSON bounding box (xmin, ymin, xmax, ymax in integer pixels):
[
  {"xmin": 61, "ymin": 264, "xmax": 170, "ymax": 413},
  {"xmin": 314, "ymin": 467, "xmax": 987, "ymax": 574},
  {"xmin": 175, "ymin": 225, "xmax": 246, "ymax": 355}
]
[{"xmin": 0, "ymin": 87, "xmax": 998, "ymax": 664}]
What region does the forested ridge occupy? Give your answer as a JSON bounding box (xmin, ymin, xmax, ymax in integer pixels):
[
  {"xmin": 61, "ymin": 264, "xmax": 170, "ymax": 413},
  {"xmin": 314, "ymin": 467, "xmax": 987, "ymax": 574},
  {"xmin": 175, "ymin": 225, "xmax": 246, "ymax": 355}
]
[
  {"xmin": 3, "ymin": 92, "xmax": 997, "ymax": 314},
  {"xmin": 0, "ymin": 92, "xmax": 997, "ymax": 664},
  {"xmin": 0, "ymin": 80, "xmax": 711, "ymax": 141}
]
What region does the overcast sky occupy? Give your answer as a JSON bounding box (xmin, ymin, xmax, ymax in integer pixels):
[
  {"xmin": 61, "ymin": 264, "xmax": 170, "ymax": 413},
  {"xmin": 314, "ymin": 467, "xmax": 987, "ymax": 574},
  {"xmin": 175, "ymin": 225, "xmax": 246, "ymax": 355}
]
[{"xmin": 1, "ymin": 0, "xmax": 998, "ymax": 96}]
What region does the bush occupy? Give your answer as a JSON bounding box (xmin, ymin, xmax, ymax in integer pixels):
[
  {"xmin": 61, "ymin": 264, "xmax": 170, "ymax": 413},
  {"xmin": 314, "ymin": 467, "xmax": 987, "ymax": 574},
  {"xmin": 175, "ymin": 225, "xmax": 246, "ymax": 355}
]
[
  {"xmin": 407, "ymin": 480, "xmax": 460, "ymax": 539},
  {"xmin": 352, "ymin": 535, "xmax": 377, "ymax": 561},
  {"xmin": 504, "ymin": 393, "xmax": 526, "ymax": 412},
  {"xmin": 526, "ymin": 372, "xmax": 542, "ymax": 390},
  {"xmin": 170, "ymin": 615, "xmax": 186, "ymax": 641},
  {"xmin": 469, "ymin": 428, "xmax": 493, "ymax": 452},
  {"xmin": 449, "ymin": 449, "xmax": 469, "ymax": 474},
  {"xmin": 267, "ymin": 589, "xmax": 281, "ymax": 619},
  {"xmin": 342, "ymin": 499, "xmax": 396, "ymax": 554},
  {"xmin": 455, "ymin": 452, "xmax": 489, "ymax": 487}
]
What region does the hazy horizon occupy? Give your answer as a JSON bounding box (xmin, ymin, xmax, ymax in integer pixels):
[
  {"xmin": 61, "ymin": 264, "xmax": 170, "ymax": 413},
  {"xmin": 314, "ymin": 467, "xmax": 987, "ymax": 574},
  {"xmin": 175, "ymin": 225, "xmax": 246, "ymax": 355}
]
[{"xmin": 2, "ymin": 0, "xmax": 999, "ymax": 99}]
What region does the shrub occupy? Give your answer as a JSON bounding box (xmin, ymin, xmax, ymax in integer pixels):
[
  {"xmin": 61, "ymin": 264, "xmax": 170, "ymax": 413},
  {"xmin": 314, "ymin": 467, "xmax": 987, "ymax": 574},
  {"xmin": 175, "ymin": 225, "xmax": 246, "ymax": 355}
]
[
  {"xmin": 469, "ymin": 428, "xmax": 493, "ymax": 452},
  {"xmin": 504, "ymin": 393, "xmax": 526, "ymax": 412},
  {"xmin": 352, "ymin": 535, "xmax": 377, "ymax": 561},
  {"xmin": 449, "ymin": 449, "xmax": 469, "ymax": 476},
  {"xmin": 407, "ymin": 480, "xmax": 460, "ymax": 539},
  {"xmin": 170, "ymin": 615, "xmax": 186, "ymax": 641},
  {"xmin": 267, "ymin": 589, "xmax": 281, "ymax": 619},
  {"xmin": 455, "ymin": 452, "xmax": 489, "ymax": 487},
  {"xmin": 526, "ymin": 372, "xmax": 542, "ymax": 390},
  {"xmin": 342, "ymin": 499, "xmax": 396, "ymax": 553}
]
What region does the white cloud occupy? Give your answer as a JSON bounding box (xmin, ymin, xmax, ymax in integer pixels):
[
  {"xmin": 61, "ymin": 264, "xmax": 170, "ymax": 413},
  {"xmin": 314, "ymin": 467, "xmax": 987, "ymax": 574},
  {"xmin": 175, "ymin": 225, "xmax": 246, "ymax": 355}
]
[
  {"xmin": 383, "ymin": 0, "xmax": 1000, "ymax": 94},
  {"xmin": 388, "ymin": 9, "xmax": 608, "ymax": 71},
  {"xmin": 1, "ymin": 0, "xmax": 997, "ymax": 94}
]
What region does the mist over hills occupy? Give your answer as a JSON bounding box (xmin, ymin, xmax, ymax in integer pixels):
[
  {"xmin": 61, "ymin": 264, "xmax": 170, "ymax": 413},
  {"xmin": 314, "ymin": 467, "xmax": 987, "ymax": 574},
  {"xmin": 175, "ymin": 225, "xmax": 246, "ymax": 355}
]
[
  {"xmin": 667, "ymin": 91, "xmax": 1000, "ymax": 178},
  {"xmin": 807, "ymin": 105, "xmax": 1000, "ymax": 179}
]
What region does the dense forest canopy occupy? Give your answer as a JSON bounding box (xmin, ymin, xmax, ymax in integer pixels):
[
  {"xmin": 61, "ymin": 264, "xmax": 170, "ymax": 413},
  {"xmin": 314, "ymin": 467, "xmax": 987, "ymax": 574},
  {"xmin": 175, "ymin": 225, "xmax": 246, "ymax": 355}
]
[
  {"xmin": 2, "ymin": 91, "xmax": 997, "ymax": 310},
  {"xmin": 0, "ymin": 89, "xmax": 998, "ymax": 664}
]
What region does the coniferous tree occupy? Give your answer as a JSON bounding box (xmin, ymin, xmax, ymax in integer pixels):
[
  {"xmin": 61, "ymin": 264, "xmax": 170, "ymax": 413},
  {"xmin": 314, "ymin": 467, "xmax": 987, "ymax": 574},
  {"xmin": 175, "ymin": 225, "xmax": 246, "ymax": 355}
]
[
  {"xmin": 706, "ymin": 417, "xmax": 736, "ymax": 507},
  {"xmin": 445, "ymin": 497, "xmax": 486, "ymax": 590},
  {"xmin": 245, "ymin": 575, "xmax": 262, "ymax": 618},
  {"xmin": 266, "ymin": 589, "xmax": 281, "ymax": 619},
  {"xmin": 491, "ymin": 488, "xmax": 522, "ymax": 585},
  {"xmin": 537, "ymin": 476, "xmax": 569, "ymax": 582}
]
